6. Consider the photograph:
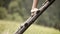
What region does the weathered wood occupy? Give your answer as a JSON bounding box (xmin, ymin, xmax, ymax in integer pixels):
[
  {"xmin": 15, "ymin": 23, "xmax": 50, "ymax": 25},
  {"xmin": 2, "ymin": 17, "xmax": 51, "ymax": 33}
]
[{"xmin": 15, "ymin": 0, "xmax": 55, "ymax": 34}]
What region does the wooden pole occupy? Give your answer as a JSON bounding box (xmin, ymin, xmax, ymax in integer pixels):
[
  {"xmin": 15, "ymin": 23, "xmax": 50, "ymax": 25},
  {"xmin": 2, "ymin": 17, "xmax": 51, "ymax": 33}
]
[{"xmin": 15, "ymin": 0, "xmax": 55, "ymax": 34}]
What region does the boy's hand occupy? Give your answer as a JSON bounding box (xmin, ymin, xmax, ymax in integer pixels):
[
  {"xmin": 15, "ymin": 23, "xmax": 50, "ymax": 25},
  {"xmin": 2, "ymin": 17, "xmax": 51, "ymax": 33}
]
[{"xmin": 31, "ymin": 8, "xmax": 39, "ymax": 16}]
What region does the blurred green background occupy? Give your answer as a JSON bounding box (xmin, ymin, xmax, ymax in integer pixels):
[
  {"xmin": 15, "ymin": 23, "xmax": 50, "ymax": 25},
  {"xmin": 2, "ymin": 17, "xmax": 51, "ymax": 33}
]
[{"xmin": 0, "ymin": 0, "xmax": 60, "ymax": 34}]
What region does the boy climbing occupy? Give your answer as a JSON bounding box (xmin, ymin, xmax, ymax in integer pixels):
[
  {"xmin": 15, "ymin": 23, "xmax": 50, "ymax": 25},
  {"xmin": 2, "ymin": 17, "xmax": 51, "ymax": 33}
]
[
  {"xmin": 31, "ymin": 0, "xmax": 39, "ymax": 16},
  {"xmin": 31, "ymin": 0, "xmax": 51, "ymax": 16}
]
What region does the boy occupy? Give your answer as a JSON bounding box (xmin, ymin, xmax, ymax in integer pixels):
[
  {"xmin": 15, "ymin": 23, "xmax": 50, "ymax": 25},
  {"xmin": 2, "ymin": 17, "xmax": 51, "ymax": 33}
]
[
  {"xmin": 31, "ymin": 0, "xmax": 39, "ymax": 16},
  {"xmin": 31, "ymin": 0, "xmax": 50, "ymax": 16}
]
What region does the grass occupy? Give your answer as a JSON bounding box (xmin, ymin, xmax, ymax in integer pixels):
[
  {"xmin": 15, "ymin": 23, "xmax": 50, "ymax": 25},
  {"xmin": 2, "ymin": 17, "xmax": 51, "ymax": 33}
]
[
  {"xmin": 24, "ymin": 25, "xmax": 60, "ymax": 34},
  {"xmin": 0, "ymin": 20, "xmax": 60, "ymax": 34},
  {"xmin": 0, "ymin": 20, "xmax": 20, "ymax": 34}
]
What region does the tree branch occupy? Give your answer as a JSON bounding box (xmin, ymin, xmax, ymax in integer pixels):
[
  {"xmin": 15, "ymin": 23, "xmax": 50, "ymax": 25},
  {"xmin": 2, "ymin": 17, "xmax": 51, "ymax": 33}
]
[{"xmin": 15, "ymin": 0, "xmax": 55, "ymax": 34}]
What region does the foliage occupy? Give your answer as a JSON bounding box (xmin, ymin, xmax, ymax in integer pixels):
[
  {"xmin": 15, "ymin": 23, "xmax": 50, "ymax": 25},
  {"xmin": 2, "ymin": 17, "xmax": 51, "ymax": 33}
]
[
  {"xmin": 0, "ymin": 7, "xmax": 7, "ymax": 19},
  {"xmin": 0, "ymin": 0, "xmax": 11, "ymax": 8}
]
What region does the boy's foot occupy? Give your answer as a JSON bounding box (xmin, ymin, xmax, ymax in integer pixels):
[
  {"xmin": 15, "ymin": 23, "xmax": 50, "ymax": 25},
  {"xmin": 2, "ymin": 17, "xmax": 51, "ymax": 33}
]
[{"xmin": 31, "ymin": 8, "xmax": 39, "ymax": 16}]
